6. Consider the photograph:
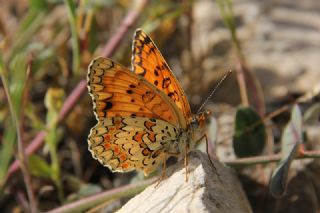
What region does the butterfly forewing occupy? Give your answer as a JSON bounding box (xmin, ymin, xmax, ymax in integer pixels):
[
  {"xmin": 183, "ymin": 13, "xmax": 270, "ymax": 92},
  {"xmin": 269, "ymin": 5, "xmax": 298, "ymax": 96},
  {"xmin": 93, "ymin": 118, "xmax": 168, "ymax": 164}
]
[
  {"xmin": 87, "ymin": 57, "xmax": 184, "ymax": 127},
  {"xmin": 132, "ymin": 29, "xmax": 192, "ymax": 128}
]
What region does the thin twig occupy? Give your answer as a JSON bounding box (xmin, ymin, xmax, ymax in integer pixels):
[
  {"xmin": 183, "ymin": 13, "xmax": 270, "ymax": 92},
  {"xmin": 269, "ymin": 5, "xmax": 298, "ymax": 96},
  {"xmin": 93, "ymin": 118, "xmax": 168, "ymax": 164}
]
[
  {"xmin": 235, "ymin": 60, "xmax": 249, "ymax": 107},
  {"xmin": 7, "ymin": 131, "xmax": 46, "ymax": 178},
  {"xmin": 224, "ymin": 150, "xmax": 320, "ymax": 167},
  {"xmin": 47, "ymin": 177, "xmax": 156, "ymax": 213},
  {"xmin": 85, "ymin": 199, "xmax": 117, "ymax": 213},
  {"xmin": 101, "ymin": 0, "xmax": 149, "ymax": 57},
  {"xmin": 217, "ymin": 100, "xmax": 295, "ymax": 145},
  {"xmin": 19, "ymin": 58, "xmax": 37, "ymax": 213},
  {"xmin": 239, "ymin": 59, "xmax": 266, "ymax": 117}
]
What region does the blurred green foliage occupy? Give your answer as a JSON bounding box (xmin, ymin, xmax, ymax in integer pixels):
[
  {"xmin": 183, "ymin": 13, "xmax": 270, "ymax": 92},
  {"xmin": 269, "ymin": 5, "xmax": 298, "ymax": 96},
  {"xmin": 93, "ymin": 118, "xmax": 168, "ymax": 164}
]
[
  {"xmin": 270, "ymin": 105, "xmax": 303, "ymax": 197},
  {"xmin": 233, "ymin": 106, "xmax": 266, "ymax": 158}
]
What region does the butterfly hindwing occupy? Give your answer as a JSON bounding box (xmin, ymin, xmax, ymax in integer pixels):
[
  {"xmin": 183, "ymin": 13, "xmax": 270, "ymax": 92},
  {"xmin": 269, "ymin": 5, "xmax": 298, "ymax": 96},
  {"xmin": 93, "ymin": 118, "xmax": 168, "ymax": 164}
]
[{"xmin": 88, "ymin": 117, "xmax": 179, "ymax": 175}]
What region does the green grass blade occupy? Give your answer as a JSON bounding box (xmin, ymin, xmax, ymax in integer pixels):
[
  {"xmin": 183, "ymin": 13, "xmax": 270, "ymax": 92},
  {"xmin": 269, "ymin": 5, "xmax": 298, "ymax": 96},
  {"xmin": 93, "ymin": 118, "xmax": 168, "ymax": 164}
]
[
  {"xmin": 0, "ymin": 119, "xmax": 16, "ymax": 187},
  {"xmin": 64, "ymin": 0, "xmax": 80, "ymax": 74}
]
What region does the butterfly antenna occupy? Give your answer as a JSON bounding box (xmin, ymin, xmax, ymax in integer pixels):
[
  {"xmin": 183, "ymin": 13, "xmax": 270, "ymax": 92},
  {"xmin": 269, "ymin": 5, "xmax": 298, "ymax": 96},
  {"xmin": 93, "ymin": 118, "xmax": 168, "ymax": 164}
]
[{"xmin": 197, "ymin": 70, "xmax": 232, "ymax": 114}]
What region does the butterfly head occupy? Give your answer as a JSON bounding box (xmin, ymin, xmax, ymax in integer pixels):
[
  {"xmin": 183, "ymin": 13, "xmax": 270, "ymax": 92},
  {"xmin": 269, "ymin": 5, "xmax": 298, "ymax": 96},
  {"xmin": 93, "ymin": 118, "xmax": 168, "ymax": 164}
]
[{"xmin": 190, "ymin": 110, "xmax": 212, "ymax": 130}]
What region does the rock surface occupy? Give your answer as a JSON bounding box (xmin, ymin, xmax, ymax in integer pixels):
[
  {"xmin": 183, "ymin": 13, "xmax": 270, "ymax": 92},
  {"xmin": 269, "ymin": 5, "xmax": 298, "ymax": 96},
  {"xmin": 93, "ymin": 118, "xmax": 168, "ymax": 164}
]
[{"xmin": 117, "ymin": 151, "xmax": 252, "ymax": 213}]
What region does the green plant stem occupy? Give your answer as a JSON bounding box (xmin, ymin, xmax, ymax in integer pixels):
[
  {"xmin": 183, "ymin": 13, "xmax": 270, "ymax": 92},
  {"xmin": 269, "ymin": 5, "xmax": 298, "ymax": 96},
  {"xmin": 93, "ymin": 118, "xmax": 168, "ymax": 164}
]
[
  {"xmin": 48, "ymin": 129, "xmax": 64, "ymax": 202},
  {"xmin": 217, "ymin": 0, "xmax": 249, "ymax": 107},
  {"xmin": 216, "ymin": 0, "xmax": 265, "ymax": 115},
  {"xmin": 0, "ymin": 60, "xmax": 37, "ymax": 212},
  {"xmin": 64, "ymin": 0, "xmax": 80, "ymax": 74}
]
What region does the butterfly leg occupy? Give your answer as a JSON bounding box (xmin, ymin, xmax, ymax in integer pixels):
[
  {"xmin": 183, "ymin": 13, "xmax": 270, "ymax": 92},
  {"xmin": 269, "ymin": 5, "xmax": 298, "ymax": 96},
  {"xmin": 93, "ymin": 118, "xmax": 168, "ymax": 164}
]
[
  {"xmin": 155, "ymin": 153, "xmax": 167, "ymax": 187},
  {"xmin": 196, "ymin": 134, "xmax": 221, "ymax": 181},
  {"xmin": 196, "ymin": 134, "xmax": 218, "ymax": 175},
  {"xmin": 184, "ymin": 144, "xmax": 189, "ymax": 182}
]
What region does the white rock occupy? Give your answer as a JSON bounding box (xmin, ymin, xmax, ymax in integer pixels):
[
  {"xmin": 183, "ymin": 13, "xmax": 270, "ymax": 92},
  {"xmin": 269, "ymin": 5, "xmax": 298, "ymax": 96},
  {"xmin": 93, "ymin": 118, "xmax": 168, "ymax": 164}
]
[{"xmin": 117, "ymin": 151, "xmax": 252, "ymax": 213}]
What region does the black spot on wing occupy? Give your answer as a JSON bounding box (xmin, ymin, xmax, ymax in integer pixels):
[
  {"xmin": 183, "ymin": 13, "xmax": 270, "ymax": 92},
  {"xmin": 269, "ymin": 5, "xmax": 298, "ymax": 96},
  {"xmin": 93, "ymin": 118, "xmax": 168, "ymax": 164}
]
[
  {"xmin": 105, "ymin": 102, "xmax": 113, "ymax": 110},
  {"xmin": 162, "ymin": 77, "xmax": 171, "ymax": 89}
]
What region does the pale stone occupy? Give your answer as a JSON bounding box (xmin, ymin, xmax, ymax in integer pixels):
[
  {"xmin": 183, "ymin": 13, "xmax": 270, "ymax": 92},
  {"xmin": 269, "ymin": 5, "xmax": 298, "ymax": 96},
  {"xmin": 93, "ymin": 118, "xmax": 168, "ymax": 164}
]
[{"xmin": 117, "ymin": 151, "xmax": 252, "ymax": 213}]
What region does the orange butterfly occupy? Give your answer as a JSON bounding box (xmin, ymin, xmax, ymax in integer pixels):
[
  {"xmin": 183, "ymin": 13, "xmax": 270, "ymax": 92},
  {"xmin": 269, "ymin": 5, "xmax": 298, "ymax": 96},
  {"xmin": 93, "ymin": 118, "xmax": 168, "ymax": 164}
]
[{"xmin": 87, "ymin": 29, "xmax": 211, "ymax": 177}]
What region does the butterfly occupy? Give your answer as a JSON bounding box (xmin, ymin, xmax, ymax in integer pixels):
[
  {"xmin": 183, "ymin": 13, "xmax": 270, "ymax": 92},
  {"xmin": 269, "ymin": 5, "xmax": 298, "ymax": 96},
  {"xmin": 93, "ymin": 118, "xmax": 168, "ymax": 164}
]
[{"xmin": 87, "ymin": 29, "xmax": 211, "ymax": 177}]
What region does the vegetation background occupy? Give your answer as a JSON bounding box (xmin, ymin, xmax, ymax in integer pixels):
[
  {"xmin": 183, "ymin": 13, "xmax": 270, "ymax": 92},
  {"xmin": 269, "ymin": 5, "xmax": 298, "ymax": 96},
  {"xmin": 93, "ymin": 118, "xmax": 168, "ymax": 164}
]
[{"xmin": 0, "ymin": 0, "xmax": 319, "ymax": 212}]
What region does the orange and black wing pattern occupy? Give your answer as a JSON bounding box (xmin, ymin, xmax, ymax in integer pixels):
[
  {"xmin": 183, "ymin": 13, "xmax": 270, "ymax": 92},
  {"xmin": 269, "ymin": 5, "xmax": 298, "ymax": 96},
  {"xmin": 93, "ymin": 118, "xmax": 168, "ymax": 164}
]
[
  {"xmin": 131, "ymin": 29, "xmax": 192, "ymax": 128},
  {"xmin": 87, "ymin": 57, "xmax": 182, "ymax": 126},
  {"xmin": 88, "ymin": 116, "xmax": 179, "ymax": 175}
]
